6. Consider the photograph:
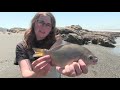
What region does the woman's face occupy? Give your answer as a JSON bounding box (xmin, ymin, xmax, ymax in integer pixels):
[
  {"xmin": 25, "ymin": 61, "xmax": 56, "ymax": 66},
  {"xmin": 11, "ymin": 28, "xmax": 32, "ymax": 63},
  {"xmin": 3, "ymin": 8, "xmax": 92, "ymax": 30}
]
[{"xmin": 34, "ymin": 15, "xmax": 52, "ymax": 40}]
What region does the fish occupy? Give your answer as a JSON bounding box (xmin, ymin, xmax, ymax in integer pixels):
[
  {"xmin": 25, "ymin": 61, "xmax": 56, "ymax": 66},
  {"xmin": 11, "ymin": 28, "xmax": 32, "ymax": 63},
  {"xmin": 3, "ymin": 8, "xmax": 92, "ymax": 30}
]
[{"xmin": 33, "ymin": 35, "xmax": 98, "ymax": 67}]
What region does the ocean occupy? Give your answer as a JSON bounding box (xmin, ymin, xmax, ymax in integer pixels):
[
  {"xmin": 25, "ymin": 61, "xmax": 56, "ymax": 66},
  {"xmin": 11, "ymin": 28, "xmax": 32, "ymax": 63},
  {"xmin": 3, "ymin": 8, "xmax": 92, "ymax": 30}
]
[
  {"xmin": 112, "ymin": 37, "xmax": 120, "ymax": 56},
  {"xmin": 92, "ymin": 29, "xmax": 120, "ymax": 56},
  {"xmin": 91, "ymin": 29, "xmax": 120, "ymax": 32}
]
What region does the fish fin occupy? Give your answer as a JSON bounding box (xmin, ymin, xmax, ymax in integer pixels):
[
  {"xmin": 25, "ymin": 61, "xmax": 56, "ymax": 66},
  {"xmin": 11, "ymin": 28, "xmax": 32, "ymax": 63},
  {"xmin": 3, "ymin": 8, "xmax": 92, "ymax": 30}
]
[
  {"xmin": 33, "ymin": 53, "xmax": 44, "ymax": 57},
  {"xmin": 32, "ymin": 48, "xmax": 46, "ymax": 57},
  {"xmin": 50, "ymin": 44, "xmax": 64, "ymax": 52},
  {"xmin": 50, "ymin": 41, "xmax": 70, "ymax": 52},
  {"xmin": 33, "ymin": 48, "xmax": 44, "ymax": 52},
  {"xmin": 50, "ymin": 35, "xmax": 63, "ymax": 50},
  {"xmin": 50, "ymin": 35, "xmax": 69, "ymax": 51},
  {"xmin": 55, "ymin": 34, "xmax": 63, "ymax": 41},
  {"xmin": 55, "ymin": 34, "xmax": 71, "ymax": 45}
]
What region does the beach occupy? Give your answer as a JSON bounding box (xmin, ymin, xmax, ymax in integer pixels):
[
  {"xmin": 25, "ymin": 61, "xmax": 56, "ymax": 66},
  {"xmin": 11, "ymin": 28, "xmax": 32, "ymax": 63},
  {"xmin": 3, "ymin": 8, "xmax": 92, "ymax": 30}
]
[
  {"xmin": 62, "ymin": 44, "xmax": 120, "ymax": 78},
  {"xmin": 0, "ymin": 33, "xmax": 120, "ymax": 78},
  {"xmin": 0, "ymin": 33, "xmax": 23, "ymax": 78}
]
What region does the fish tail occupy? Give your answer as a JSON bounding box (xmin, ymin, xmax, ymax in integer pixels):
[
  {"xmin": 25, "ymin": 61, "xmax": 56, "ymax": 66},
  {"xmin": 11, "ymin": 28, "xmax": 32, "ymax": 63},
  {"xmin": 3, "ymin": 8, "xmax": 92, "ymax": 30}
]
[{"xmin": 33, "ymin": 48, "xmax": 45, "ymax": 57}]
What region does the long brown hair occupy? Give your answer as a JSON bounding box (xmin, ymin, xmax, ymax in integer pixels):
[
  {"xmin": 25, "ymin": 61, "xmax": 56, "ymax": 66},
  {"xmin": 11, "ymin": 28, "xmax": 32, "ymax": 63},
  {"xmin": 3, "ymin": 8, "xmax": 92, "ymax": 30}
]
[{"xmin": 23, "ymin": 12, "xmax": 56, "ymax": 49}]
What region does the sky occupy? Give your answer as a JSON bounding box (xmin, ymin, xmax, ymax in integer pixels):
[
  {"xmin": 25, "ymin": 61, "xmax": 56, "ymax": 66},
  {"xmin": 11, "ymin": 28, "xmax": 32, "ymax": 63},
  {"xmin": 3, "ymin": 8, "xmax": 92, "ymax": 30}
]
[{"xmin": 0, "ymin": 12, "xmax": 120, "ymax": 31}]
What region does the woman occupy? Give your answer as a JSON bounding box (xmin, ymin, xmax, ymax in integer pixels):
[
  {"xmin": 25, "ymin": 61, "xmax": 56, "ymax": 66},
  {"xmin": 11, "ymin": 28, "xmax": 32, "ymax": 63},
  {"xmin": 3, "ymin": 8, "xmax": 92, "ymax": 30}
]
[{"xmin": 14, "ymin": 12, "xmax": 88, "ymax": 78}]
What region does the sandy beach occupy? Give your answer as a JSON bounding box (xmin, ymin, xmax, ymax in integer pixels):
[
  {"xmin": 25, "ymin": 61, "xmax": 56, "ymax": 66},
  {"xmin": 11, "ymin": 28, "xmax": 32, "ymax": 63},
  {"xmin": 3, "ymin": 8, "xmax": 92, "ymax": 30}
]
[
  {"xmin": 62, "ymin": 44, "xmax": 120, "ymax": 78},
  {"xmin": 0, "ymin": 33, "xmax": 120, "ymax": 78}
]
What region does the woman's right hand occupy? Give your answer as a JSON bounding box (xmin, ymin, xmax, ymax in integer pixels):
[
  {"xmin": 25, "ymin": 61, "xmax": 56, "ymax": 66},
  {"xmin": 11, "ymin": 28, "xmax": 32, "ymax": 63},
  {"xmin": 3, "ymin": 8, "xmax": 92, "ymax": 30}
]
[{"xmin": 32, "ymin": 55, "xmax": 52, "ymax": 78}]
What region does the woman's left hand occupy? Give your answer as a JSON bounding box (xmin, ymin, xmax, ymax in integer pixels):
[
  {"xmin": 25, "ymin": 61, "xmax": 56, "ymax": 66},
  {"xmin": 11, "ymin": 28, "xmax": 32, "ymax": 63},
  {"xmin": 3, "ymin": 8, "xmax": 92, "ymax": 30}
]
[{"xmin": 56, "ymin": 59, "xmax": 88, "ymax": 77}]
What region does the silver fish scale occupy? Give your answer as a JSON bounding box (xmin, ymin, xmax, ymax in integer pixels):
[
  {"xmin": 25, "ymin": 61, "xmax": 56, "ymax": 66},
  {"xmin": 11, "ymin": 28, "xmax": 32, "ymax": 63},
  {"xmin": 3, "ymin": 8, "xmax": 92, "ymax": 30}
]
[{"xmin": 49, "ymin": 43, "xmax": 94, "ymax": 66}]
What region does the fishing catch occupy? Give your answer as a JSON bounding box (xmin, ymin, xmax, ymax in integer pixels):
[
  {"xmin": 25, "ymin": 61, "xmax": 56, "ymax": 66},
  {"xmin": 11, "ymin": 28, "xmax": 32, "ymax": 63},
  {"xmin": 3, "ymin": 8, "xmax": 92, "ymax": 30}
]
[{"xmin": 33, "ymin": 36, "xmax": 98, "ymax": 67}]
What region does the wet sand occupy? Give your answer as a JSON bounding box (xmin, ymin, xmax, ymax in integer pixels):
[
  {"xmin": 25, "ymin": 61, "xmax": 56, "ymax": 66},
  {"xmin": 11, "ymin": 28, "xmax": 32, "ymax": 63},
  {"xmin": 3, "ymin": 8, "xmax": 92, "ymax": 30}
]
[
  {"xmin": 62, "ymin": 44, "xmax": 120, "ymax": 78},
  {"xmin": 0, "ymin": 33, "xmax": 120, "ymax": 78},
  {"xmin": 0, "ymin": 33, "xmax": 23, "ymax": 78}
]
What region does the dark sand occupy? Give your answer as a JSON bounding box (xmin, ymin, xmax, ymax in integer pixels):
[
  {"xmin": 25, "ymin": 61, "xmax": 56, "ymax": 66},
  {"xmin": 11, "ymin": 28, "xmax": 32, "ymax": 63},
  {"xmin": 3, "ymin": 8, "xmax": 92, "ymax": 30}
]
[
  {"xmin": 0, "ymin": 33, "xmax": 120, "ymax": 78},
  {"xmin": 62, "ymin": 44, "xmax": 120, "ymax": 78}
]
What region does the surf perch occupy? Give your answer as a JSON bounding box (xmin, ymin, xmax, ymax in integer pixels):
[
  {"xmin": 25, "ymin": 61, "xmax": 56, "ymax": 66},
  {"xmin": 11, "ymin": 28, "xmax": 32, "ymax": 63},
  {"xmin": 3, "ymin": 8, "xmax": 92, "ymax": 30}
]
[{"xmin": 33, "ymin": 37, "xmax": 98, "ymax": 67}]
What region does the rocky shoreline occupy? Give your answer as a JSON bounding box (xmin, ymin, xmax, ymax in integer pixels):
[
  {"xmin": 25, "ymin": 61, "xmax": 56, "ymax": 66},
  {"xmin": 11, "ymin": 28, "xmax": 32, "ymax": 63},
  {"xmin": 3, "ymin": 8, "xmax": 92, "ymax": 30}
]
[
  {"xmin": 56, "ymin": 25, "xmax": 120, "ymax": 48},
  {"xmin": 0, "ymin": 25, "xmax": 120, "ymax": 48},
  {"xmin": 0, "ymin": 26, "xmax": 120, "ymax": 78}
]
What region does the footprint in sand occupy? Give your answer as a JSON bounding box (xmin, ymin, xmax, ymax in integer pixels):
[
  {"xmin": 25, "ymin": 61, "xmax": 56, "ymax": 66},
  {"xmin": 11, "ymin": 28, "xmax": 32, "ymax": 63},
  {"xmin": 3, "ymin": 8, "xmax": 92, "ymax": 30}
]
[{"xmin": 92, "ymin": 70, "xmax": 97, "ymax": 76}]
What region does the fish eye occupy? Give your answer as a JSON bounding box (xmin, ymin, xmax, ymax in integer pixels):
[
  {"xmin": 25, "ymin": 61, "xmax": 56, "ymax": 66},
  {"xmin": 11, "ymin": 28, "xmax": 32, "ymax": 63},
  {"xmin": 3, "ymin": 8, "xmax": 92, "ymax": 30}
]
[{"xmin": 88, "ymin": 55, "xmax": 93, "ymax": 60}]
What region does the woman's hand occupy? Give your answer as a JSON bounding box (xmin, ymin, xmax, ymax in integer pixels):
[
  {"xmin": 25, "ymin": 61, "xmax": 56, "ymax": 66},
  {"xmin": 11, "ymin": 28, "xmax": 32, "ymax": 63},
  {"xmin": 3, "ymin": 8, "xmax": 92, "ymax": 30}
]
[
  {"xmin": 56, "ymin": 59, "xmax": 88, "ymax": 77},
  {"xmin": 32, "ymin": 55, "xmax": 52, "ymax": 77}
]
